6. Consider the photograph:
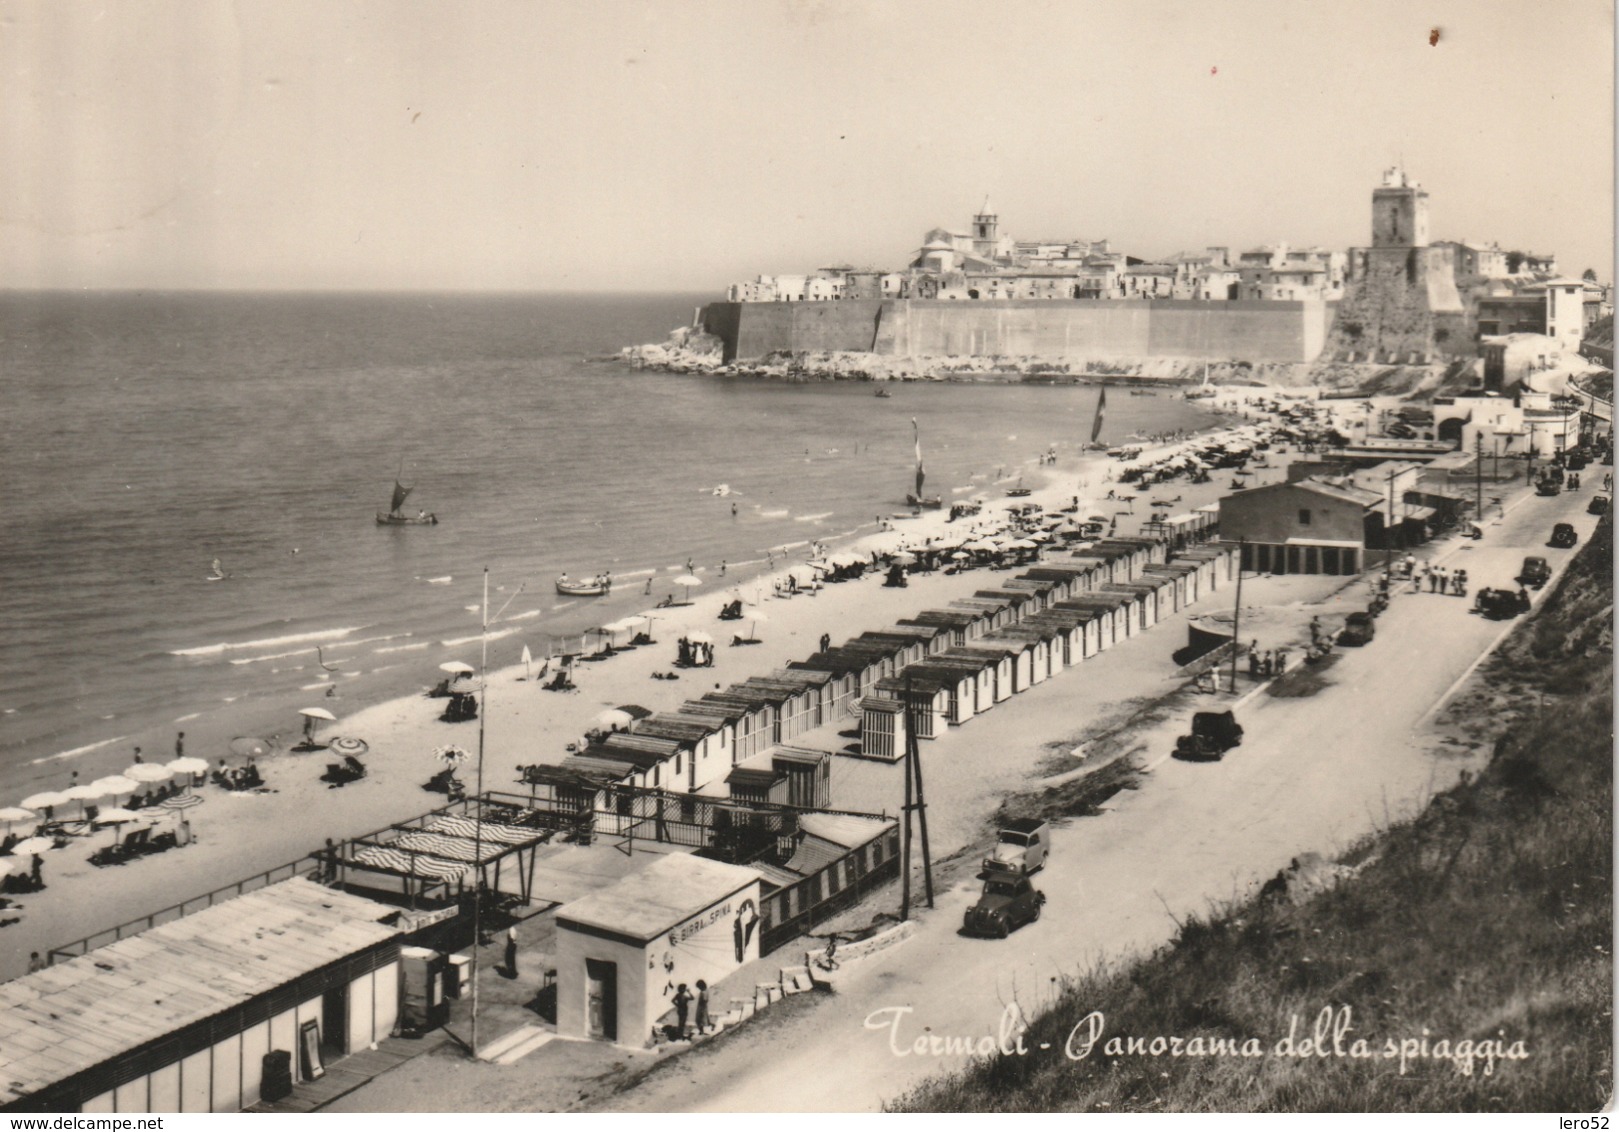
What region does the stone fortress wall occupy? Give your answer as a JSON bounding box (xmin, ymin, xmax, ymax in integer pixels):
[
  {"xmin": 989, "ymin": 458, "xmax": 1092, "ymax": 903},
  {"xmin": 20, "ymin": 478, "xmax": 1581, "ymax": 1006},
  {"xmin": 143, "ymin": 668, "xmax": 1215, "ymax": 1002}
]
[{"xmin": 701, "ymin": 298, "xmax": 1331, "ymax": 365}]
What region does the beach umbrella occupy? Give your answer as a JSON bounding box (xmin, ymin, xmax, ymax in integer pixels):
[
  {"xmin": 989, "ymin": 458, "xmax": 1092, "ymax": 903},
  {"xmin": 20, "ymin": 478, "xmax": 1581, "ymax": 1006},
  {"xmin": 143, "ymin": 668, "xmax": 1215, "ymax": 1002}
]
[
  {"xmin": 297, "ymin": 706, "xmax": 336, "ymax": 746},
  {"xmin": 64, "ymin": 785, "xmax": 107, "ymax": 815},
  {"xmin": 434, "ymin": 745, "xmax": 469, "ymax": 768},
  {"xmin": 746, "ymin": 608, "xmax": 768, "ymax": 640},
  {"xmin": 21, "ymin": 791, "xmax": 68, "ymax": 812},
  {"xmin": 11, "ymin": 837, "xmax": 55, "ymax": 857},
  {"xmin": 125, "ymin": 763, "xmax": 173, "ymax": 784},
  {"xmin": 892, "ymin": 551, "xmax": 917, "ymax": 565},
  {"xmin": 93, "ymin": 807, "xmax": 145, "ymax": 826},
  {"xmin": 167, "ymin": 756, "xmax": 210, "ymax": 775},
  {"xmin": 672, "ymin": 573, "xmax": 702, "ymax": 602},
  {"xmin": 439, "ymin": 661, "xmax": 475, "ymax": 675},
  {"xmin": 229, "ymin": 736, "xmax": 272, "ymax": 758},
  {"xmin": 0, "ymin": 807, "xmax": 34, "ymax": 836},
  {"xmin": 159, "ymin": 792, "xmax": 203, "ymax": 811},
  {"xmin": 950, "ymin": 550, "xmax": 969, "ymax": 560},
  {"xmin": 329, "ymin": 736, "xmax": 370, "ymax": 758},
  {"xmin": 91, "ymin": 776, "xmax": 139, "ymax": 798}
]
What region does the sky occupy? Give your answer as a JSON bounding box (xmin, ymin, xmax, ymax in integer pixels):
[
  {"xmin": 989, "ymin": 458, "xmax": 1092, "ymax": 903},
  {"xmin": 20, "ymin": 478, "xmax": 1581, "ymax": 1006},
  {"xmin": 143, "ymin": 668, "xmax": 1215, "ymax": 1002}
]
[{"xmin": 2, "ymin": 0, "xmax": 1613, "ymax": 291}]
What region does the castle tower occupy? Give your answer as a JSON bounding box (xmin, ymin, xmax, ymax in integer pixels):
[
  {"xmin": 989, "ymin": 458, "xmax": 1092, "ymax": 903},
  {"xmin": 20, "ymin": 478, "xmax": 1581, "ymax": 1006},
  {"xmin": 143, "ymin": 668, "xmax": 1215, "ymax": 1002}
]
[
  {"xmin": 1370, "ymin": 166, "xmax": 1430, "ymax": 248},
  {"xmin": 1327, "ymin": 167, "xmax": 1465, "ymax": 364},
  {"xmin": 972, "ymin": 196, "xmax": 998, "ymax": 258}
]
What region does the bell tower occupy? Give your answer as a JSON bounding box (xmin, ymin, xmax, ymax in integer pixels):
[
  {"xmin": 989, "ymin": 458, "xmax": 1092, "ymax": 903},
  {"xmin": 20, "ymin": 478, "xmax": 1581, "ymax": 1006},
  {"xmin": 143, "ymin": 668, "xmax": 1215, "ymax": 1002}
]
[{"xmin": 972, "ymin": 196, "xmax": 999, "ymax": 258}]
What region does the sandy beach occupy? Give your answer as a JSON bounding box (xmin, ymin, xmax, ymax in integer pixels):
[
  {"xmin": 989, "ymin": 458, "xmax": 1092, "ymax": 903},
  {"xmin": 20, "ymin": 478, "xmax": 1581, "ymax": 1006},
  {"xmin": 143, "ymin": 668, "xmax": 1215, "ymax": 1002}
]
[{"xmin": 0, "ymin": 401, "xmax": 1283, "ymax": 981}]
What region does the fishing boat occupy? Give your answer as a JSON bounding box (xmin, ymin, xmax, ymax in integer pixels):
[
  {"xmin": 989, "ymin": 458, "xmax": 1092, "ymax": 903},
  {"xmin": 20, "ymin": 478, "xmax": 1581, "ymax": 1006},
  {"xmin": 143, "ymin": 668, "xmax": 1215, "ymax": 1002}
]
[
  {"xmin": 376, "ymin": 470, "xmax": 437, "ymax": 525},
  {"xmin": 556, "ymin": 575, "xmax": 612, "ymax": 597},
  {"xmin": 905, "ymin": 418, "xmax": 943, "ymax": 508},
  {"xmin": 1005, "ymin": 478, "xmax": 1032, "ymax": 498},
  {"xmin": 874, "ymin": 387, "xmax": 893, "ymax": 398}
]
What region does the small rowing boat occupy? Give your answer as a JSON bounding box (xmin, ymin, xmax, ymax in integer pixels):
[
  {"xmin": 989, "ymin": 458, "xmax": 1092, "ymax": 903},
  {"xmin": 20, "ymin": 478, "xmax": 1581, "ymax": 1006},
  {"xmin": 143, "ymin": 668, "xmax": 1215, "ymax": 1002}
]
[{"xmin": 556, "ymin": 576, "xmax": 612, "ymax": 597}]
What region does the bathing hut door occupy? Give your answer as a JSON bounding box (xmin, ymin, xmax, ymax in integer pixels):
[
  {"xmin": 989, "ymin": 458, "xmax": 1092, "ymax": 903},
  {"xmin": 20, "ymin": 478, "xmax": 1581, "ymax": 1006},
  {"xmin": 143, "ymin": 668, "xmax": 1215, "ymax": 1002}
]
[{"xmin": 586, "ymin": 958, "xmax": 618, "ymax": 1041}]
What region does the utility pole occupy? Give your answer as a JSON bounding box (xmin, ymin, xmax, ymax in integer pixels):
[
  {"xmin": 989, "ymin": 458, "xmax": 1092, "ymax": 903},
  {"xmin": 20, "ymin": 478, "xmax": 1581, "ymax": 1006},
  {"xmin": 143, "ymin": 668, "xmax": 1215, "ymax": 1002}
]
[
  {"xmin": 1386, "ymin": 466, "xmax": 1399, "ymax": 580},
  {"xmin": 1228, "ymin": 540, "xmax": 1245, "ymax": 693},
  {"xmin": 1474, "ymin": 432, "xmax": 1483, "ymax": 524},
  {"xmin": 904, "ymin": 672, "xmax": 934, "ymax": 910},
  {"xmin": 469, "ymin": 567, "xmax": 488, "ymax": 1060},
  {"xmin": 900, "ymin": 682, "xmax": 912, "ymax": 922}
]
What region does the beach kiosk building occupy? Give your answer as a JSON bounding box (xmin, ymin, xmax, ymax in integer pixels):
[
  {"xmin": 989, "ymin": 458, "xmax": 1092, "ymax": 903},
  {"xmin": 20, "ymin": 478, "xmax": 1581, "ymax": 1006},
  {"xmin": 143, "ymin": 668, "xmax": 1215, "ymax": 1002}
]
[
  {"xmin": 555, "ymin": 854, "xmax": 762, "ymax": 1047},
  {"xmin": 0, "ymin": 877, "xmax": 404, "ymax": 1113}
]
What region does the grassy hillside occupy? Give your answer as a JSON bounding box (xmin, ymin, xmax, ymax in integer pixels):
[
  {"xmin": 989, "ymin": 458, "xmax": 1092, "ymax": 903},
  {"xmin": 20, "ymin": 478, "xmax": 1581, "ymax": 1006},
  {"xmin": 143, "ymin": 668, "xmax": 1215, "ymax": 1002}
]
[{"xmin": 894, "ymin": 517, "xmax": 1613, "ymax": 1113}]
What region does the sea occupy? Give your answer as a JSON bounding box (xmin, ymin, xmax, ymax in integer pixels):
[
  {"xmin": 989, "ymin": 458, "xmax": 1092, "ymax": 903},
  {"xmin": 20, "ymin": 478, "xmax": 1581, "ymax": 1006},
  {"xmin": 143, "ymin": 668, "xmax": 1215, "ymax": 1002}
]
[{"xmin": 0, "ymin": 290, "xmax": 1219, "ymax": 796}]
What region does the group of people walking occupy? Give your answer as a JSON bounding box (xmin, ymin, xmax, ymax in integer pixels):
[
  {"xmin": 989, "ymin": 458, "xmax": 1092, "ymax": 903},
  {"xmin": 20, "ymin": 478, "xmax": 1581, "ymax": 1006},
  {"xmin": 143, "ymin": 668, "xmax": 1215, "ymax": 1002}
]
[{"xmin": 1414, "ymin": 563, "xmax": 1468, "ymax": 597}]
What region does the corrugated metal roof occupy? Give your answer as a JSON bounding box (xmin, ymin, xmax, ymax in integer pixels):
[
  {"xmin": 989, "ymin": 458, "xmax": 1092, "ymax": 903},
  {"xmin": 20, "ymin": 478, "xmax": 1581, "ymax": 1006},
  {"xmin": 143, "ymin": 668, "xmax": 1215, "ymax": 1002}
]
[{"xmin": 0, "ymin": 877, "xmax": 402, "ymax": 1107}]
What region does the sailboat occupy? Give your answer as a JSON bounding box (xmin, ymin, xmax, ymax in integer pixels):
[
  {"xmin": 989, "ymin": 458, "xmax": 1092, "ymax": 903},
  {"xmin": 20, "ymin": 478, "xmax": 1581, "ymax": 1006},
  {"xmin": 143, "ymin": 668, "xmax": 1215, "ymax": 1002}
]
[
  {"xmin": 1083, "ymin": 382, "xmax": 1110, "ymax": 450},
  {"xmin": 906, "ymin": 419, "xmax": 942, "ymax": 508},
  {"xmin": 376, "ymin": 466, "xmax": 438, "ymax": 525},
  {"xmin": 1185, "ymin": 360, "xmax": 1216, "ymax": 400}
]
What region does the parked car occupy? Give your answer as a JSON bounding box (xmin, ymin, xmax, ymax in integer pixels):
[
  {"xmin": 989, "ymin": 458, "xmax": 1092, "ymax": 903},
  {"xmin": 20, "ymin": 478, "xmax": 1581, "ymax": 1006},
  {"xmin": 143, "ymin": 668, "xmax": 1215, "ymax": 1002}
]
[
  {"xmin": 1518, "ymin": 556, "xmax": 1552, "ymax": 588},
  {"xmin": 963, "ymin": 874, "xmax": 1046, "ymax": 938},
  {"xmin": 1536, "ymin": 478, "xmax": 1562, "ymax": 497},
  {"xmin": 1589, "ymin": 495, "xmax": 1609, "ymax": 516},
  {"xmin": 983, "ymin": 818, "xmax": 1050, "ymax": 876},
  {"xmin": 1338, "ymin": 611, "xmax": 1377, "ymax": 647},
  {"xmin": 1566, "ymin": 452, "xmax": 1588, "ymax": 471},
  {"xmin": 1474, "ymin": 588, "xmax": 1525, "ymax": 620},
  {"xmin": 1549, "ymin": 523, "xmax": 1579, "ymax": 549},
  {"xmin": 1174, "ymin": 710, "xmax": 1244, "ymax": 761}
]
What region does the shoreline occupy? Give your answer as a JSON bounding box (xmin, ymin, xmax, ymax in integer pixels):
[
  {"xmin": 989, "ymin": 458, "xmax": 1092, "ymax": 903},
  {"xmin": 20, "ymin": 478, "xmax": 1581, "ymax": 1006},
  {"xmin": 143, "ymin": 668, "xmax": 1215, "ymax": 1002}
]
[{"xmin": 0, "ymin": 400, "xmax": 1253, "ymax": 981}]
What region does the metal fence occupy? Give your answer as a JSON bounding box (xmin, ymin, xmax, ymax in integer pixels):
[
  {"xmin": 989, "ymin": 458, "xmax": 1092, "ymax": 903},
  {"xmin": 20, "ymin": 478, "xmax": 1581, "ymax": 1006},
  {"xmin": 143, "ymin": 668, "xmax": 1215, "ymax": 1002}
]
[{"xmin": 47, "ymin": 856, "xmax": 320, "ymax": 964}]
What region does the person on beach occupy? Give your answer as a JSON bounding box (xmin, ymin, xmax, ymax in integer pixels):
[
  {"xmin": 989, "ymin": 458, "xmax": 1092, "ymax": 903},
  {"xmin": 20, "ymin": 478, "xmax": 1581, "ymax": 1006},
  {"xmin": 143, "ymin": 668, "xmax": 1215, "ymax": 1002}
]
[
  {"xmin": 694, "ymin": 979, "xmax": 711, "ymax": 1035},
  {"xmin": 28, "ymin": 952, "xmax": 44, "ymax": 973},
  {"xmin": 175, "ymin": 732, "xmax": 184, "ymax": 758},
  {"xmin": 672, "ymin": 983, "xmax": 693, "ymax": 1038},
  {"xmin": 820, "ymin": 633, "xmax": 831, "ymax": 653},
  {"xmin": 132, "ymin": 747, "xmax": 142, "ymax": 764},
  {"xmin": 504, "ymin": 925, "xmax": 519, "ymax": 976}
]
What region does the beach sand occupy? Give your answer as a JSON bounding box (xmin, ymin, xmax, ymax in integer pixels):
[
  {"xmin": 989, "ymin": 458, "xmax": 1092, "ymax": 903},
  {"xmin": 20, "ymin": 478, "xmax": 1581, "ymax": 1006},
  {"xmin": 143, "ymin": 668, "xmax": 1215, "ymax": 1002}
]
[{"xmin": 1, "ymin": 405, "xmax": 1282, "ymax": 981}]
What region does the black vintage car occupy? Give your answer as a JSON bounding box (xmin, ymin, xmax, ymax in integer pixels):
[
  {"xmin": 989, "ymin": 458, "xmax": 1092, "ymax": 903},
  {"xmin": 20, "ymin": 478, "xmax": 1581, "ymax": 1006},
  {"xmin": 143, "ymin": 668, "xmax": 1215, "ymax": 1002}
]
[
  {"xmin": 963, "ymin": 874, "xmax": 1046, "ymax": 938},
  {"xmin": 1518, "ymin": 556, "xmax": 1552, "ymax": 588},
  {"xmin": 1338, "ymin": 611, "xmax": 1377, "ymax": 646},
  {"xmin": 1549, "ymin": 523, "xmax": 1579, "ymax": 549},
  {"xmin": 1174, "ymin": 710, "xmax": 1244, "ymax": 761},
  {"xmin": 1589, "ymin": 495, "xmax": 1610, "ymax": 516},
  {"xmin": 1474, "ymin": 588, "xmax": 1527, "ymax": 620}
]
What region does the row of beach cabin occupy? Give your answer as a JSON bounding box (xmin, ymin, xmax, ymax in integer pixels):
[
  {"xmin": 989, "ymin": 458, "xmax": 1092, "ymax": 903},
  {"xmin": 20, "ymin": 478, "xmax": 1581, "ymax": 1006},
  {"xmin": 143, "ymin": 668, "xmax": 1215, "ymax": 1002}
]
[{"xmin": 555, "ymin": 537, "xmax": 1237, "ymax": 794}]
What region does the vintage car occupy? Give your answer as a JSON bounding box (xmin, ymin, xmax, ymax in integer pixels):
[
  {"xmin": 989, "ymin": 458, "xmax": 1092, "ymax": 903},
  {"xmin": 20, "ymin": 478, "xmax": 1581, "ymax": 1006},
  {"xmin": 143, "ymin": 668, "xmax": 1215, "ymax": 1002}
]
[
  {"xmin": 1174, "ymin": 710, "xmax": 1244, "ymax": 761},
  {"xmin": 1518, "ymin": 556, "xmax": 1552, "ymax": 588},
  {"xmin": 963, "ymin": 874, "xmax": 1046, "ymax": 938},
  {"xmin": 1474, "ymin": 588, "xmax": 1527, "ymax": 620},
  {"xmin": 1549, "ymin": 522, "xmax": 1579, "ymax": 549},
  {"xmin": 983, "ymin": 818, "xmax": 1051, "ymax": 875},
  {"xmin": 1588, "ymin": 494, "xmax": 1609, "ymax": 516},
  {"xmin": 1338, "ymin": 611, "xmax": 1377, "ymax": 647}
]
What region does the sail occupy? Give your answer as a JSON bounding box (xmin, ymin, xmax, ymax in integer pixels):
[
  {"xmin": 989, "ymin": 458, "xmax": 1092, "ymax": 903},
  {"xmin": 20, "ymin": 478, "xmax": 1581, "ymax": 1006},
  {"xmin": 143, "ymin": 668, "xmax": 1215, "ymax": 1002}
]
[
  {"xmin": 390, "ymin": 480, "xmax": 412, "ymax": 514},
  {"xmin": 1090, "ymin": 385, "xmax": 1108, "ymax": 444},
  {"xmin": 912, "ymin": 418, "xmax": 926, "ymax": 497}
]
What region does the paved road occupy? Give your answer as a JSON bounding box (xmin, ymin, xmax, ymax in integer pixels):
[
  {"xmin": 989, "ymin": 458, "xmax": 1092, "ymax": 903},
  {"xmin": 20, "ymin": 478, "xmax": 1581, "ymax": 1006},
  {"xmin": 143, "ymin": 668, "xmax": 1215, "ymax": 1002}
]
[{"xmin": 605, "ymin": 473, "xmax": 1606, "ymax": 1112}]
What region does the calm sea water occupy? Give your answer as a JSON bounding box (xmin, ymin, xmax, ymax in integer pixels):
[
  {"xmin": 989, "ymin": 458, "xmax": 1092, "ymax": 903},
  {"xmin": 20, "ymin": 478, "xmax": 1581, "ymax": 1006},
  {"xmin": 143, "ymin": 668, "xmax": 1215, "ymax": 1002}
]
[{"xmin": 0, "ymin": 291, "xmax": 1215, "ymax": 788}]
